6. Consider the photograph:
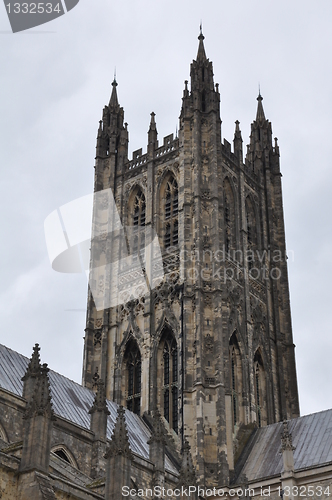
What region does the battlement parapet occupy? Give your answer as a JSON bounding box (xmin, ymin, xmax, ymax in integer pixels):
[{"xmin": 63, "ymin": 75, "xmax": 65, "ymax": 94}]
[
  {"xmin": 155, "ymin": 134, "xmax": 179, "ymax": 159},
  {"xmin": 128, "ymin": 149, "xmax": 148, "ymax": 170},
  {"xmin": 126, "ymin": 134, "xmax": 179, "ymax": 171}
]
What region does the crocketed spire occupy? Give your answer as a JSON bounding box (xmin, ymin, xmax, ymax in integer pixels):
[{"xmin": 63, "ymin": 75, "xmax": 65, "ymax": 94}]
[
  {"xmin": 148, "ymin": 408, "xmax": 167, "ymax": 444},
  {"xmin": 89, "ymin": 380, "xmax": 110, "ymax": 415},
  {"xmin": 177, "ymin": 439, "xmax": 196, "ymax": 487},
  {"xmin": 105, "ymin": 405, "xmax": 132, "ymax": 459},
  {"xmin": 24, "ymin": 364, "xmax": 55, "ymax": 420}
]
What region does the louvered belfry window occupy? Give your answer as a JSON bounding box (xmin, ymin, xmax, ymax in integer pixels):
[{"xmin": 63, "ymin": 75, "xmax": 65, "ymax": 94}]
[
  {"xmin": 132, "ymin": 189, "xmax": 146, "ymax": 260},
  {"xmin": 162, "ymin": 333, "xmax": 178, "ymax": 433},
  {"xmin": 164, "ymin": 177, "xmax": 178, "ymax": 249},
  {"xmin": 126, "ymin": 343, "xmax": 141, "ymax": 415}
]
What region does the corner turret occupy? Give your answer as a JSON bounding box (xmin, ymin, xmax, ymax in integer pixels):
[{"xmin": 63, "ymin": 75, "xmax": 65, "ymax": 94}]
[{"xmin": 245, "ymin": 92, "xmax": 274, "ymax": 174}]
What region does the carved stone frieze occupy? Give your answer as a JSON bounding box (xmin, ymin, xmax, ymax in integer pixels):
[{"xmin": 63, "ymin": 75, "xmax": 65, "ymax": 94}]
[{"xmin": 204, "ymin": 334, "xmax": 214, "ymax": 352}]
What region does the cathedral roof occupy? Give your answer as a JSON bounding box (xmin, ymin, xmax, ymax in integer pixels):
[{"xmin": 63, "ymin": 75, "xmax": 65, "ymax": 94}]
[
  {"xmin": 234, "ymin": 409, "xmax": 332, "ymax": 483},
  {"xmin": 0, "ymin": 343, "xmax": 178, "ymax": 475}
]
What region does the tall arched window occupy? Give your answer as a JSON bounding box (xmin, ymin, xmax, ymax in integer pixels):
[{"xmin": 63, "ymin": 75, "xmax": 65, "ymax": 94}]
[
  {"xmin": 163, "ymin": 176, "xmax": 178, "ymax": 249},
  {"xmin": 124, "ymin": 339, "xmax": 141, "ymax": 415},
  {"xmin": 229, "ymin": 333, "xmax": 243, "ymax": 429},
  {"xmin": 245, "ymin": 197, "xmax": 258, "ymax": 268},
  {"xmin": 131, "ymin": 189, "xmax": 146, "ymax": 260},
  {"xmin": 223, "ymin": 178, "xmax": 236, "ymax": 255},
  {"xmin": 254, "ymin": 350, "xmax": 266, "ymax": 427},
  {"xmin": 159, "ymin": 330, "xmax": 178, "ymax": 433}
]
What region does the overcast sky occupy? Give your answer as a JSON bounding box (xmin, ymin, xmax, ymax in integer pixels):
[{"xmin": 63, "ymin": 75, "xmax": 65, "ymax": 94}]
[{"xmin": 0, "ymin": 0, "xmax": 331, "ymax": 417}]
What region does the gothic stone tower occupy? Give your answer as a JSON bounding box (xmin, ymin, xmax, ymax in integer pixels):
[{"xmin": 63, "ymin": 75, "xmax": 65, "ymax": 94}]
[{"xmin": 82, "ymin": 31, "xmax": 299, "ymax": 487}]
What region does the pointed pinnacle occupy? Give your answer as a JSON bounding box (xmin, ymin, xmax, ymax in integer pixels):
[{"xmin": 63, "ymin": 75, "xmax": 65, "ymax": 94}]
[
  {"xmin": 89, "ymin": 380, "xmax": 110, "ymax": 415},
  {"xmin": 196, "ymin": 28, "xmax": 207, "ymax": 62},
  {"xmin": 256, "ymin": 92, "xmax": 266, "ymax": 122},
  {"xmin": 24, "ymin": 363, "xmax": 55, "ymax": 420},
  {"xmin": 22, "ymin": 344, "xmax": 41, "ymax": 381},
  {"xmin": 105, "ymin": 405, "xmax": 132, "ymax": 459},
  {"xmin": 148, "ymin": 408, "xmax": 167, "ymax": 444},
  {"xmin": 109, "ymin": 78, "xmax": 119, "ymax": 108},
  {"xmin": 178, "ymin": 438, "xmax": 196, "ymax": 486},
  {"xmin": 234, "ymin": 120, "xmax": 243, "ymax": 144},
  {"xmin": 149, "ymin": 111, "xmax": 157, "ymax": 131}
]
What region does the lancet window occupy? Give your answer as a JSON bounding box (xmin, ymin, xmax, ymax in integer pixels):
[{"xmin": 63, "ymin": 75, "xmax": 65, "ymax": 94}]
[
  {"xmin": 163, "ymin": 176, "xmax": 178, "ymax": 249},
  {"xmin": 254, "ymin": 350, "xmax": 266, "ymax": 427},
  {"xmin": 124, "ymin": 340, "xmax": 141, "ymax": 415},
  {"xmin": 160, "ymin": 331, "xmax": 178, "ymax": 433},
  {"xmin": 229, "ymin": 333, "xmax": 243, "ymax": 429},
  {"xmin": 131, "ymin": 189, "xmax": 146, "ymax": 261}
]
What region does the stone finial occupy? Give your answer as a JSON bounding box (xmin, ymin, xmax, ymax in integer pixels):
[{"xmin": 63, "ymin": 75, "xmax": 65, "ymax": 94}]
[
  {"xmin": 233, "ymin": 120, "xmax": 243, "ymax": 162},
  {"xmin": 148, "ymin": 408, "xmax": 167, "ymax": 445},
  {"xmin": 22, "ymin": 343, "xmax": 41, "ymax": 381},
  {"xmin": 148, "ymin": 112, "xmax": 158, "ymax": 153},
  {"xmin": 24, "ymin": 364, "xmax": 55, "ymax": 420},
  {"xmin": 183, "ymin": 80, "xmax": 189, "ymax": 98},
  {"xmin": 149, "ymin": 112, "xmax": 157, "ymax": 132},
  {"xmin": 281, "ymin": 420, "xmax": 295, "ymax": 452},
  {"xmin": 105, "ymin": 406, "xmax": 132, "ymax": 459},
  {"xmin": 234, "ymin": 120, "xmax": 242, "ymax": 139},
  {"xmin": 96, "ymin": 120, "xmax": 106, "ymax": 157},
  {"xmin": 177, "ymin": 439, "xmax": 196, "ymax": 487},
  {"xmin": 97, "ymin": 120, "xmax": 102, "ymax": 136},
  {"xmin": 89, "ymin": 380, "xmax": 110, "ymax": 415}
]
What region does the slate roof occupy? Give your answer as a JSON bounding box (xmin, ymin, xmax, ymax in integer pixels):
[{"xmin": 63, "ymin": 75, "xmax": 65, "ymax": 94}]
[
  {"xmin": 237, "ymin": 409, "xmax": 332, "ymax": 482},
  {"xmin": 0, "ymin": 343, "xmax": 178, "ymax": 475}
]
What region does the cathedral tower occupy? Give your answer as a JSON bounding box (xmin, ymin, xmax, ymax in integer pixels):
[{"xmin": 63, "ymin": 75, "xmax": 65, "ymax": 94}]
[{"xmin": 82, "ymin": 31, "xmax": 299, "ymax": 487}]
